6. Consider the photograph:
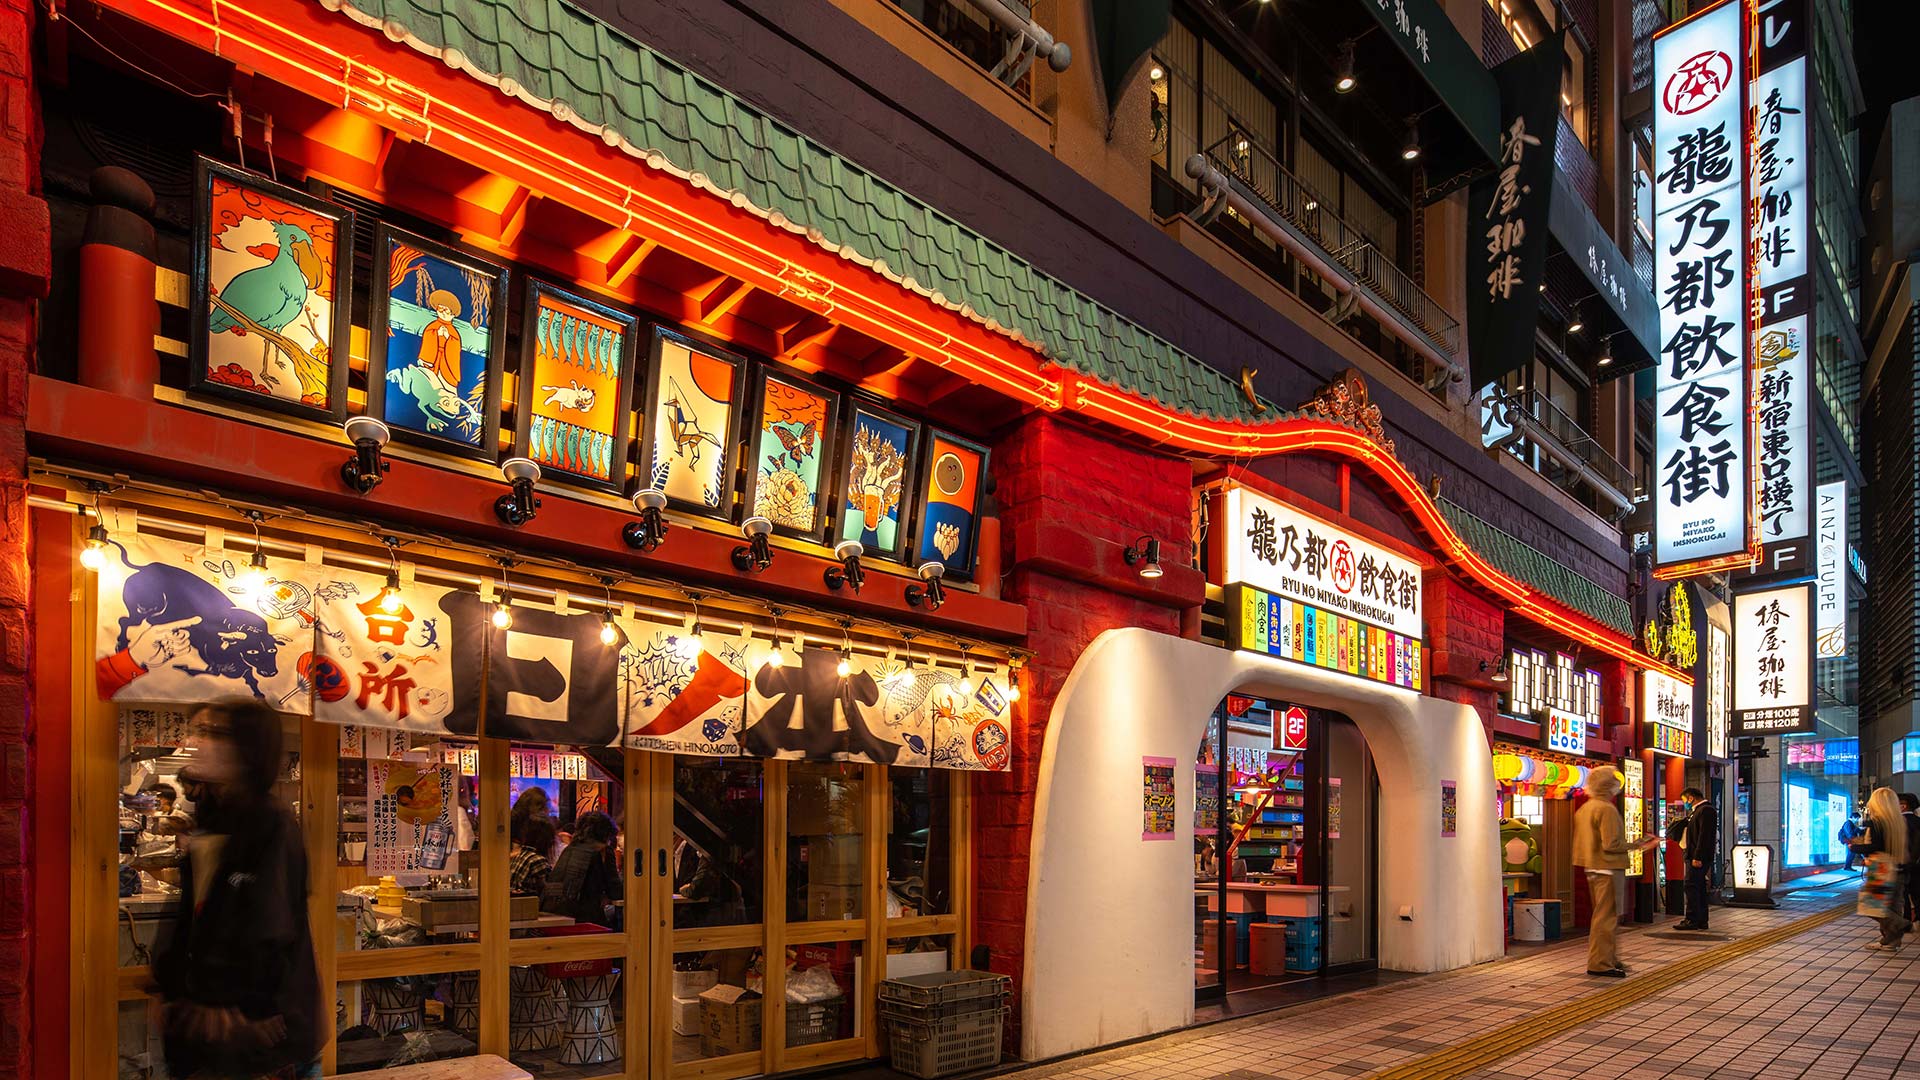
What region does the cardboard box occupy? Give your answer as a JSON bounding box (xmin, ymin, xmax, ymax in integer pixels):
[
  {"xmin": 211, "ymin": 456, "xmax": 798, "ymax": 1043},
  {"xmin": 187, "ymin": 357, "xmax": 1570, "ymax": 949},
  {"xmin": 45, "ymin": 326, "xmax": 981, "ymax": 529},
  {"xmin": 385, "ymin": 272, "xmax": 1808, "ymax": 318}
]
[
  {"xmin": 671, "ymin": 996, "xmax": 702, "ymax": 1037},
  {"xmin": 805, "ymin": 834, "xmax": 864, "ymax": 885},
  {"xmin": 672, "ymin": 967, "xmax": 719, "ymax": 999},
  {"xmin": 803, "ymin": 883, "xmax": 862, "ymax": 922},
  {"xmin": 699, "ymin": 984, "xmax": 762, "ymax": 1057}
]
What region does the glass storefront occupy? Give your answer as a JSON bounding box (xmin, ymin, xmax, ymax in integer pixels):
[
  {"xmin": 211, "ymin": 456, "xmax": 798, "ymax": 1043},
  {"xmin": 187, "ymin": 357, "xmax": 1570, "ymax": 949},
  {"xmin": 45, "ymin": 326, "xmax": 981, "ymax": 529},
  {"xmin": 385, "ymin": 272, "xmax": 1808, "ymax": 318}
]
[{"xmin": 1781, "ymin": 736, "xmax": 1859, "ymax": 869}]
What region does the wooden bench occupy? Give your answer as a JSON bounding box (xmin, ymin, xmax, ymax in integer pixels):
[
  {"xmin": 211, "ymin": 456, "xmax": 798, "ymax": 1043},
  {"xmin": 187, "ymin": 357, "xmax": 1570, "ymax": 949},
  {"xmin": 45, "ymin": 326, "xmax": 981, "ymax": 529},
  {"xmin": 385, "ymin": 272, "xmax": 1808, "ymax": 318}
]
[{"xmin": 329, "ymin": 1052, "xmax": 530, "ymax": 1080}]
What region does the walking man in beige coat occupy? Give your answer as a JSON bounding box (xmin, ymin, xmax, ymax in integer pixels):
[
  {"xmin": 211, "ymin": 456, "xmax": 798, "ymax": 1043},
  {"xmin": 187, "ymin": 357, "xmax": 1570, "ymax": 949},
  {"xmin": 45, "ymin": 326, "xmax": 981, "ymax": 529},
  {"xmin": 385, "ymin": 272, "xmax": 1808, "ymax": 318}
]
[{"xmin": 1574, "ymin": 766, "xmax": 1653, "ymax": 977}]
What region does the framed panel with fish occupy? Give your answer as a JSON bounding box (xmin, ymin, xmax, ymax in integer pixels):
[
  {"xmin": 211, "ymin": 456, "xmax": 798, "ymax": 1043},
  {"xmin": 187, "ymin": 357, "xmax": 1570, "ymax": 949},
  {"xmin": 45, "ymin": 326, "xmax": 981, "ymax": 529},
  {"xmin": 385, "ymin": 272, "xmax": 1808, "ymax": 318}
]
[
  {"xmin": 742, "ymin": 363, "xmax": 840, "ymax": 541},
  {"xmin": 513, "ymin": 279, "xmax": 638, "ymax": 493},
  {"xmin": 639, "ymin": 326, "xmax": 746, "ymax": 519},
  {"xmin": 365, "ymin": 225, "xmax": 509, "ymax": 461},
  {"xmin": 188, "ymin": 157, "xmax": 355, "ymax": 423},
  {"xmin": 833, "ymin": 396, "xmax": 921, "ymax": 564},
  {"xmin": 911, "ymin": 429, "xmax": 991, "ymax": 582}
]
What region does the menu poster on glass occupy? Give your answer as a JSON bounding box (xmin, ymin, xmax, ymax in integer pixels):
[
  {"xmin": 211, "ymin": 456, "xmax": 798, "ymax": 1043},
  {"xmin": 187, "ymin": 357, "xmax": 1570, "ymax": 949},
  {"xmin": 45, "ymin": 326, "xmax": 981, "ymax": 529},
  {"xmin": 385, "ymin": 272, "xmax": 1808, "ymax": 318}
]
[
  {"xmin": 367, "ymin": 759, "xmax": 458, "ymax": 876},
  {"xmin": 1195, "ymin": 764, "xmax": 1220, "ymax": 835},
  {"xmin": 1327, "ymin": 776, "xmax": 1343, "ymax": 840},
  {"xmin": 1142, "ymin": 757, "xmax": 1176, "ymax": 841},
  {"xmin": 1441, "ymin": 780, "xmax": 1458, "ymax": 838}
]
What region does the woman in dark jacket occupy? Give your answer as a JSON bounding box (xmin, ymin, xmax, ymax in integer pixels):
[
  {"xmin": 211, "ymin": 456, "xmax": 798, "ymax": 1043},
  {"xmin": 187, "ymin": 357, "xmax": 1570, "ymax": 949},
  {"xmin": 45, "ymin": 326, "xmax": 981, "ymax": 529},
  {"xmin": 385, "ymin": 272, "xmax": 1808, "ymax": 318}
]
[
  {"xmin": 155, "ymin": 699, "xmax": 322, "ymax": 1079},
  {"xmin": 542, "ymin": 810, "xmax": 622, "ymax": 929}
]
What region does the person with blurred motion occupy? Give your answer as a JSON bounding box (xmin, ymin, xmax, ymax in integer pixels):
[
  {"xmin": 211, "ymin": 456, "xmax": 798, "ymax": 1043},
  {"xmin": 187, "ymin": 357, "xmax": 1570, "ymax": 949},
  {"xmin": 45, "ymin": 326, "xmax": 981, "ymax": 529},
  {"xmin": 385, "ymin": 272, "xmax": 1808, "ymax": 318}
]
[
  {"xmin": 1849, "ymin": 787, "xmax": 1912, "ymax": 950},
  {"xmin": 154, "ymin": 699, "xmax": 321, "ymax": 1079}
]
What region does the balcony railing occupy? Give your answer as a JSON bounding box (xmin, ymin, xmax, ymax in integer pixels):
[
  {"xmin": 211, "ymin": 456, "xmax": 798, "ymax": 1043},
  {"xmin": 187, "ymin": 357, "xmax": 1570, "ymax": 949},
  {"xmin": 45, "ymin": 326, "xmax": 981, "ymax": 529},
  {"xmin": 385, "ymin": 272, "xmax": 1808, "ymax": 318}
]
[
  {"xmin": 1484, "ymin": 386, "xmax": 1634, "ymax": 514},
  {"xmin": 1196, "ymin": 132, "xmax": 1461, "ymax": 363}
]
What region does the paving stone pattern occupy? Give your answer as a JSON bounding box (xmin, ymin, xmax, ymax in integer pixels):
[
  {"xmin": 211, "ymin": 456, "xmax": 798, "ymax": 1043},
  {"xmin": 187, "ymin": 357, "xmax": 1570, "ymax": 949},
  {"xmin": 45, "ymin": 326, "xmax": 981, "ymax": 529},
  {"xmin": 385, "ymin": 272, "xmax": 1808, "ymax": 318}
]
[{"xmin": 1006, "ymin": 894, "xmax": 1914, "ymax": 1080}]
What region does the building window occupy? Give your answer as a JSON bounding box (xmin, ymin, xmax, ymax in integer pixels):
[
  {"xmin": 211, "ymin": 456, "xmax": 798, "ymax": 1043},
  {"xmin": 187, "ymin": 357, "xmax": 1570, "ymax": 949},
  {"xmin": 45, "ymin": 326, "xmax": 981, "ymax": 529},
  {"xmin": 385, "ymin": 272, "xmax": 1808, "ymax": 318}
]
[{"xmin": 1504, "ymin": 647, "xmax": 1603, "ymax": 732}]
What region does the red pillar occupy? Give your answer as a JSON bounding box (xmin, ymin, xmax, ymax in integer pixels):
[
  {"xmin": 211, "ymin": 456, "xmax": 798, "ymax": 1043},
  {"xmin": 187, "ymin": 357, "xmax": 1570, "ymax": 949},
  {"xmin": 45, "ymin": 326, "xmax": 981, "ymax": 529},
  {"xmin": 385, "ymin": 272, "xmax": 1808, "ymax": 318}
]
[
  {"xmin": 974, "ymin": 416, "xmax": 1197, "ymax": 1051},
  {"xmin": 0, "ymin": 0, "xmax": 46, "ymax": 1073}
]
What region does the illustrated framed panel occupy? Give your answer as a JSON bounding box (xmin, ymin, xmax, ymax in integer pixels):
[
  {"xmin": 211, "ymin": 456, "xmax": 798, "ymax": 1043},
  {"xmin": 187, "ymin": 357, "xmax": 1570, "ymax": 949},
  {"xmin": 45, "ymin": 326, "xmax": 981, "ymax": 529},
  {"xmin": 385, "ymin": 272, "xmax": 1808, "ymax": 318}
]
[
  {"xmin": 912, "ymin": 428, "xmax": 991, "ymax": 582},
  {"xmin": 639, "ymin": 326, "xmax": 747, "ymax": 518},
  {"xmin": 365, "ymin": 224, "xmax": 510, "ymax": 461},
  {"xmin": 834, "ymin": 396, "xmax": 922, "ymax": 563},
  {"xmin": 742, "ymin": 362, "xmax": 841, "ymax": 540},
  {"xmin": 188, "ymin": 156, "xmax": 355, "ymax": 423},
  {"xmin": 512, "ymin": 278, "xmax": 639, "ymax": 492}
]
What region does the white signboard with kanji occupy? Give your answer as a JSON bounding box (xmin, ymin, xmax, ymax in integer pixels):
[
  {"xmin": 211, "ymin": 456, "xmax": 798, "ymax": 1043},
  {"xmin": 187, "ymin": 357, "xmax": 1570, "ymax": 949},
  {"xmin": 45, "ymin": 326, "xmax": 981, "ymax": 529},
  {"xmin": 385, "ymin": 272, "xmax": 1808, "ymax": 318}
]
[
  {"xmin": 1222, "ymin": 486, "xmax": 1423, "ymax": 639},
  {"xmin": 1652, "ymin": 0, "xmax": 1749, "ymax": 567},
  {"xmin": 1733, "ymin": 583, "xmax": 1814, "ymax": 735}
]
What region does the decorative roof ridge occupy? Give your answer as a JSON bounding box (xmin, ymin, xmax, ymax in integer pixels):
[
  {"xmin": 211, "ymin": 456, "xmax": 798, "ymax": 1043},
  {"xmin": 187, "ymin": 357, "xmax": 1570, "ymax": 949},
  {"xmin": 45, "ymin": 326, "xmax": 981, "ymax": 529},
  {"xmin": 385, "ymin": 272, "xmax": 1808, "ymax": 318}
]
[
  {"xmin": 1433, "ymin": 496, "xmax": 1633, "ymax": 636},
  {"xmin": 318, "ymin": 0, "xmax": 1279, "ymax": 425}
]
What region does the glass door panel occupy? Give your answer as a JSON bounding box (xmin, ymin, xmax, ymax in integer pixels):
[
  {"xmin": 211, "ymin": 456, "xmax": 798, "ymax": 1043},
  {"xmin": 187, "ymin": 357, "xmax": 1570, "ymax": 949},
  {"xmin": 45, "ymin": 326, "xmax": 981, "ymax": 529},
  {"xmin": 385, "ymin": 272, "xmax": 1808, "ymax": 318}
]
[{"xmin": 1322, "ymin": 716, "xmax": 1376, "ymax": 969}]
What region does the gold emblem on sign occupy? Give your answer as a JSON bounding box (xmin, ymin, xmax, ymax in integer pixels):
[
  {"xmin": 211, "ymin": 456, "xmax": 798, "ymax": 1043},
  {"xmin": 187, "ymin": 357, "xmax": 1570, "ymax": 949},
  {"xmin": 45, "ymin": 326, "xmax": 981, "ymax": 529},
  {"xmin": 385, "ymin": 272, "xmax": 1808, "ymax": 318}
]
[{"xmin": 1300, "ymin": 370, "xmax": 1396, "ymax": 457}]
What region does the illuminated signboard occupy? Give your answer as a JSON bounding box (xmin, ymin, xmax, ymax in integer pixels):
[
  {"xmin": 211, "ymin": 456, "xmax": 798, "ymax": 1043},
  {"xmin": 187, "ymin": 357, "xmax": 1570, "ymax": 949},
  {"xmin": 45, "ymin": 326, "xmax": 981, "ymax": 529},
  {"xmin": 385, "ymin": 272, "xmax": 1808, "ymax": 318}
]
[
  {"xmin": 1226, "ymin": 584, "xmax": 1422, "ymax": 691},
  {"xmin": 1733, "ymin": 583, "xmax": 1815, "ymax": 735},
  {"xmin": 1645, "ymin": 670, "xmax": 1695, "ymax": 758},
  {"xmin": 1705, "ymin": 623, "xmax": 1730, "ymax": 759},
  {"xmin": 1223, "ymin": 486, "xmax": 1423, "ymax": 639},
  {"xmin": 1543, "ymin": 709, "xmax": 1587, "ymax": 757},
  {"xmin": 1749, "ymin": 0, "xmax": 1813, "ymax": 573},
  {"xmin": 1815, "ymin": 482, "xmax": 1846, "ymax": 657},
  {"xmin": 1652, "ymin": 0, "xmax": 1749, "ymax": 569},
  {"xmin": 1624, "ymin": 758, "xmax": 1646, "ymax": 875}
]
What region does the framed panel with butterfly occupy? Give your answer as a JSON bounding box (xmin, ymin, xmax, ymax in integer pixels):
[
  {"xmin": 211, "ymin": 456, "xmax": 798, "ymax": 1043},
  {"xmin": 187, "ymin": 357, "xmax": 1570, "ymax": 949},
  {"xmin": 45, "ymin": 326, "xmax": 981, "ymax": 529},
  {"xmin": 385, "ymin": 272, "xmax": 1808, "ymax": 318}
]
[
  {"xmin": 742, "ymin": 363, "xmax": 841, "ymax": 541},
  {"xmin": 638, "ymin": 326, "xmax": 747, "ymax": 519},
  {"xmin": 833, "ymin": 396, "xmax": 922, "ymax": 564},
  {"xmin": 513, "ymin": 279, "xmax": 639, "ymax": 494},
  {"xmin": 365, "ymin": 225, "xmax": 510, "ymax": 461},
  {"xmin": 911, "ymin": 428, "xmax": 991, "ymax": 582}
]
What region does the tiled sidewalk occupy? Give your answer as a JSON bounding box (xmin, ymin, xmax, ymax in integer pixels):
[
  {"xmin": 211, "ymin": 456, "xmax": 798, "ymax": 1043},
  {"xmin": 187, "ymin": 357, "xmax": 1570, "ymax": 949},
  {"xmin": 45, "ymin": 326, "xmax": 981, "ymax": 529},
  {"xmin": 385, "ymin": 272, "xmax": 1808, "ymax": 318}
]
[{"xmin": 1005, "ymin": 893, "xmax": 1875, "ymax": 1080}]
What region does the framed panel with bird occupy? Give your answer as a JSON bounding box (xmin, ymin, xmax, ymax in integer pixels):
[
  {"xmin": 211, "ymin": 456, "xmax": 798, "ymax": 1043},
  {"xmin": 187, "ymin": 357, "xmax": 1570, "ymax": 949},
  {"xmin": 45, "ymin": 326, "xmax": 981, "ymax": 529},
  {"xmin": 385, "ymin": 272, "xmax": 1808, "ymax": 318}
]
[
  {"xmin": 638, "ymin": 325, "xmax": 748, "ymax": 520},
  {"xmin": 189, "ymin": 156, "xmax": 355, "ymax": 423}
]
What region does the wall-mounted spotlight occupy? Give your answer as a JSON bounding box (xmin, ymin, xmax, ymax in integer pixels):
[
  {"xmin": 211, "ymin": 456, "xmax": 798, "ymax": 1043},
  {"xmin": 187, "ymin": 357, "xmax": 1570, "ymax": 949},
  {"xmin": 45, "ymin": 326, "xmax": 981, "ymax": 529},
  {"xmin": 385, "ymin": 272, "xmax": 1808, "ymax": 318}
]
[
  {"xmin": 494, "ymin": 458, "xmax": 542, "ymax": 527},
  {"xmin": 1124, "ymin": 535, "xmax": 1164, "ymax": 579},
  {"xmin": 1566, "ymin": 307, "xmax": 1585, "ymax": 335},
  {"xmin": 1481, "ymin": 657, "xmax": 1510, "ymax": 685},
  {"xmin": 732, "ymin": 516, "xmax": 775, "ymax": 573},
  {"xmin": 1597, "ymin": 333, "xmax": 1616, "ymax": 368},
  {"xmin": 1400, "ymin": 117, "xmax": 1422, "ymax": 162},
  {"xmin": 1334, "ymin": 40, "xmax": 1357, "ymax": 93},
  {"xmin": 905, "ymin": 560, "xmax": 947, "ymax": 610},
  {"xmin": 340, "ymin": 416, "xmax": 391, "ymax": 494},
  {"xmin": 623, "ymin": 488, "xmax": 670, "ymax": 553},
  {"xmin": 824, "ymin": 539, "xmax": 866, "ymax": 593}
]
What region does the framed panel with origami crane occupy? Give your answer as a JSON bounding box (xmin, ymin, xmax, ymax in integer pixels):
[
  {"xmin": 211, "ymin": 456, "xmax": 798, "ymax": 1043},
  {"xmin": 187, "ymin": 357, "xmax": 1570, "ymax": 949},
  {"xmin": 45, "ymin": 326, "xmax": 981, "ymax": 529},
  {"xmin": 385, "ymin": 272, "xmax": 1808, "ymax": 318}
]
[
  {"xmin": 513, "ymin": 279, "xmax": 638, "ymax": 493},
  {"xmin": 639, "ymin": 327, "xmax": 746, "ymax": 519}
]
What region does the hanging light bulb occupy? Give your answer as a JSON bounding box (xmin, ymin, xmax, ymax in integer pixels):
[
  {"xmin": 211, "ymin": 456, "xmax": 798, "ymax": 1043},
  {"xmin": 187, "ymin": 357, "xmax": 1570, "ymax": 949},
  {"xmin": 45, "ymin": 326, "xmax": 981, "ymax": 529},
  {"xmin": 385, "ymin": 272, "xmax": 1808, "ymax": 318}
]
[
  {"xmin": 762, "ymin": 629, "xmax": 786, "ymax": 669},
  {"xmin": 1006, "ymin": 663, "xmax": 1023, "ymax": 703},
  {"xmin": 600, "ymin": 613, "xmax": 619, "ymax": 646},
  {"xmin": 492, "ymin": 600, "xmax": 513, "ymax": 630},
  {"xmin": 677, "ymin": 615, "xmax": 703, "ymax": 660},
  {"xmin": 957, "ymin": 655, "xmax": 975, "ymax": 697},
  {"xmin": 233, "ymin": 549, "xmax": 270, "ymax": 598},
  {"xmin": 836, "ymin": 650, "xmax": 853, "ymax": 678},
  {"xmin": 378, "ymin": 568, "xmax": 405, "ymax": 614},
  {"xmin": 80, "ymin": 521, "xmax": 111, "ymax": 573}
]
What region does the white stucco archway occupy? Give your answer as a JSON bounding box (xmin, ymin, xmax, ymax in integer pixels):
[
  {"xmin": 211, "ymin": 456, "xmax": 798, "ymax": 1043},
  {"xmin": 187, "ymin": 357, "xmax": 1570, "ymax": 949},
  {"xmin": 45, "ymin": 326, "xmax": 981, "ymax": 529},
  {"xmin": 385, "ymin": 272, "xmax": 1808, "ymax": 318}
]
[{"xmin": 1020, "ymin": 628, "xmax": 1503, "ymax": 1061}]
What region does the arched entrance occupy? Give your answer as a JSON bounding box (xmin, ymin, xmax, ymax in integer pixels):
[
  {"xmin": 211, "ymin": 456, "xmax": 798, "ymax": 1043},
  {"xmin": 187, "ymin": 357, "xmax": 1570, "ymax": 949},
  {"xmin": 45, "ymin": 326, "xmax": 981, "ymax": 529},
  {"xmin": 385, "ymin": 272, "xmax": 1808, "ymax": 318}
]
[{"xmin": 1021, "ymin": 629, "xmax": 1503, "ymax": 1061}]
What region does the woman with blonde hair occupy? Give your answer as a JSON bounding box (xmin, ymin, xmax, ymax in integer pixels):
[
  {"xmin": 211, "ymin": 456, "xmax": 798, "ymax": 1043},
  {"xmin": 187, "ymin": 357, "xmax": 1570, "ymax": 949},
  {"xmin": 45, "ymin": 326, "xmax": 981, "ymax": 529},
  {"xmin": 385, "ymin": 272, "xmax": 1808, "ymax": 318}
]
[{"xmin": 1849, "ymin": 786, "xmax": 1912, "ymax": 950}]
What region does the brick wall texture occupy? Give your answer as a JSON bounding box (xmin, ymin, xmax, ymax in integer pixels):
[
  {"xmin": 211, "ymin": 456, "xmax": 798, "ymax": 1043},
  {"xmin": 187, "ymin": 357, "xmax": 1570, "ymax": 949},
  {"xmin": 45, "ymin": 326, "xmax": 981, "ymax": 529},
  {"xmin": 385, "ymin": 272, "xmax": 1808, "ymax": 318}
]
[{"xmin": 0, "ymin": 0, "xmax": 37, "ymax": 1073}]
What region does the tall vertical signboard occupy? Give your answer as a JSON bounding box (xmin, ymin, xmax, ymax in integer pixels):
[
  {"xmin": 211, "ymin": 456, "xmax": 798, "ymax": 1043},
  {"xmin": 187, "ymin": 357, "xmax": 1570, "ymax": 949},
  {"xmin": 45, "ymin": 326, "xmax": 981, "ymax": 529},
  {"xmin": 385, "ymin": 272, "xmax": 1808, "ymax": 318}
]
[
  {"xmin": 1814, "ymin": 481, "xmax": 1846, "ymax": 657},
  {"xmin": 1746, "ymin": 0, "xmax": 1813, "ymax": 577},
  {"xmin": 1732, "ymin": 582, "xmax": 1815, "ymax": 735},
  {"xmin": 1652, "ymin": 1, "xmax": 1751, "ymax": 572}
]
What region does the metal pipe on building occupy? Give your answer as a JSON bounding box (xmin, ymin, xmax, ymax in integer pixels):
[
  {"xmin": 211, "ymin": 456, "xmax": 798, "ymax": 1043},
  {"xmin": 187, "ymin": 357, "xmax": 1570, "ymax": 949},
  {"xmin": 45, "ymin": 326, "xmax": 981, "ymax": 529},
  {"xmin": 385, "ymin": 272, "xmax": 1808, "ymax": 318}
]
[
  {"xmin": 1184, "ymin": 154, "xmax": 1467, "ymax": 386},
  {"xmin": 963, "ymin": 0, "xmax": 1071, "ymax": 80}
]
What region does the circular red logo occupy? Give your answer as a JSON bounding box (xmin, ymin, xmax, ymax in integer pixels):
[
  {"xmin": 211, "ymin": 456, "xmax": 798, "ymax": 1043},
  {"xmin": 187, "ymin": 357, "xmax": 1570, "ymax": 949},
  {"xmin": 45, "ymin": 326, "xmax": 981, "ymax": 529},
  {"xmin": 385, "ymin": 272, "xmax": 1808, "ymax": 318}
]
[
  {"xmin": 1330, "ymin": 540, "xmax": 1356, "ymax": 594},
  {"xmin": 1663, "ymin": 49, "xmax": 1732, "ymax": 116}
]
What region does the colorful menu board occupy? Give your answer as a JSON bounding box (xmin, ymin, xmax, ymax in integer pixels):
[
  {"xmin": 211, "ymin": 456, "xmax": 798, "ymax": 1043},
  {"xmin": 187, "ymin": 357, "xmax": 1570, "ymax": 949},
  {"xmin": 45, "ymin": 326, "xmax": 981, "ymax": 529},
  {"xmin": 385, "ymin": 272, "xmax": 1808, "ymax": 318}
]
[{"xmin": 1226, "ymin": 583, "xmax": 1421, "ymax": 691}]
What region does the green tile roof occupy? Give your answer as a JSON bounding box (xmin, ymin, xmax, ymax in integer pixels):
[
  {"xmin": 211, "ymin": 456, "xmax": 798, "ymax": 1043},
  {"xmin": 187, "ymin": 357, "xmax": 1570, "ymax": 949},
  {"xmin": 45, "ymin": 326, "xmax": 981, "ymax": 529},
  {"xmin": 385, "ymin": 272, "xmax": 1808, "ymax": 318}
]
[
  {"xmin": 326, "ymin": 0, "xmax": 1270, "ymax": 424},
  {"xmin": 1436, "ymin": 497, "xmax": 1633, "ymax": 636}
]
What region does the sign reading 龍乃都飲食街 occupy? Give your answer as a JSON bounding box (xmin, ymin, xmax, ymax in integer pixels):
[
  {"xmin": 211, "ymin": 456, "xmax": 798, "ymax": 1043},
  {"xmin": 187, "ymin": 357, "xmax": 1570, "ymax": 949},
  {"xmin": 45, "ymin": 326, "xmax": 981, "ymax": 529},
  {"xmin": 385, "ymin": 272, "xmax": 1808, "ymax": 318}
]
[
  {"xmin": 1652, "ymin": 0, "xmax": 1749, "ymax": 569},
  {"xmin": 1223, "ymin": 486, "xmax": 1423, "ymax": 640}
]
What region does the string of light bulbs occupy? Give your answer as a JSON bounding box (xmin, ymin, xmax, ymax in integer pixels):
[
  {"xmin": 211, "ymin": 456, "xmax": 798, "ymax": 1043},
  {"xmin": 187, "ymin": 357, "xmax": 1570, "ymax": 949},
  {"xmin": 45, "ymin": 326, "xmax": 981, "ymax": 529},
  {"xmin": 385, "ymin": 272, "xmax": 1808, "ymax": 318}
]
[{"xmin": 41, "ymin": 473, "xmax": 1022, "ymax": 677}]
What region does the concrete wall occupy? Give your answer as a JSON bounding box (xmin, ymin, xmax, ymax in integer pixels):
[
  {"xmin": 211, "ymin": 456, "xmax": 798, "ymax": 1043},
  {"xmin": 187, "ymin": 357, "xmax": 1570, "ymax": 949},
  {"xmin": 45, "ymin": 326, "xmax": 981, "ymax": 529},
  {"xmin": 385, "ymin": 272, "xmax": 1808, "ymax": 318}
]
[{"xmin": 1021, "ymin": 629, "xmax": 1503, "ymax": 1062}]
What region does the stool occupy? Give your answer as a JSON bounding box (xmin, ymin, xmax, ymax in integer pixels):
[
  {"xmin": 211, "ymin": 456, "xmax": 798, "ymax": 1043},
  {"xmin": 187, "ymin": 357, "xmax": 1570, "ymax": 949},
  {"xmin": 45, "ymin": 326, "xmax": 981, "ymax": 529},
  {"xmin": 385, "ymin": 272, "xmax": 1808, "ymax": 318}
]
[
  {"xmin": 508, "ymin": 966, "xmax": 562, "ymax": 1052},
  {"xmin": 449, "ymin": 971, "xmax": 479, "ymax": 1035},
  {"xmin": 1249, "ymin": 922, "xmax": 1290, "ymax": 976},
  {"xmin": 364, "ymin": 977, "xmax": 422, "ymax": 1035},
  {"xmin": 557, "ymin": 972, "xmax": 623, "ymax": 1066}
]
